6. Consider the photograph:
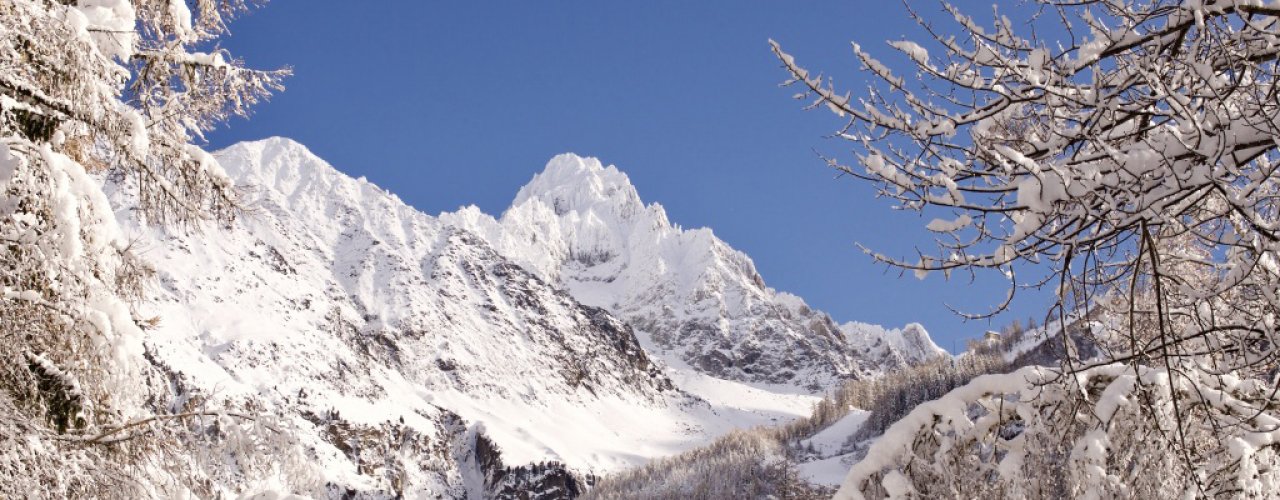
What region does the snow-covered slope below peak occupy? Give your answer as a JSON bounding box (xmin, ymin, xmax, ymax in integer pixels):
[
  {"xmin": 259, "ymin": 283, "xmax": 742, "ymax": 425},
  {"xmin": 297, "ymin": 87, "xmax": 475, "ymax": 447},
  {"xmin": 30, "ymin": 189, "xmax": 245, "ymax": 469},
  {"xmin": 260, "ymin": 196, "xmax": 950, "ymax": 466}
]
[
  {"xmin": 443, "ymin": 153, "xmax": 944, "ymax": 390},
  {"xmin": 108, "ymin": 137, "xmax": 825, "ymax": 496}
]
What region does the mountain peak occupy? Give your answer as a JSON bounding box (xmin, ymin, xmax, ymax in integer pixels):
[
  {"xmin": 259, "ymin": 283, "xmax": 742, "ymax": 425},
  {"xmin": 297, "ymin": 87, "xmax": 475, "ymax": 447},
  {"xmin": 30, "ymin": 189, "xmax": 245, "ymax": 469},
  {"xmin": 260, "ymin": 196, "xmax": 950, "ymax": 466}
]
[
  {"xmin": 217, "ymin": 135, "xmax": 316, "ymax": 161},
  {"xmin": 839, "ymin": 320, "xmax": 949, "ymax": 372},
  {"xmin": 512, "ymin": 153, "xmax": 644, "ymax": 218},
  {"xmin": 214, "ymin": 136, "xmax": 333, "ymax": 182},
  {"xmin": 212, "ymin": 136, "xmax": 393, "ymax": 208},
  {"xmin": 899, "ymin": 323, "xmax": 949, "ymax": 359}
]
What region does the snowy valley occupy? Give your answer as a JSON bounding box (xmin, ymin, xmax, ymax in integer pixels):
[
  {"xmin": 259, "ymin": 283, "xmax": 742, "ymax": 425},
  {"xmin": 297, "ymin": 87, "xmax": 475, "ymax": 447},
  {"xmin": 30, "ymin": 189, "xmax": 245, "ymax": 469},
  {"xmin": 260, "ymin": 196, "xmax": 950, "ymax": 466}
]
[{"xmin": 106, "ymin": 137, "xmax": 946, "ymax": 497}]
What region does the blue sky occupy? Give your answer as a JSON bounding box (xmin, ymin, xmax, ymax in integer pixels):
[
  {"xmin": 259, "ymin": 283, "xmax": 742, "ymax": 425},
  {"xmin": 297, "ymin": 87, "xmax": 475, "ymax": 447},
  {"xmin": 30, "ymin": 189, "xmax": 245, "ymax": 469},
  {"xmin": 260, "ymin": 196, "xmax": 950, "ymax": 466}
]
[{"xmin": 206, "ymin": 1, "xmax": 1050, "ymax": 353}]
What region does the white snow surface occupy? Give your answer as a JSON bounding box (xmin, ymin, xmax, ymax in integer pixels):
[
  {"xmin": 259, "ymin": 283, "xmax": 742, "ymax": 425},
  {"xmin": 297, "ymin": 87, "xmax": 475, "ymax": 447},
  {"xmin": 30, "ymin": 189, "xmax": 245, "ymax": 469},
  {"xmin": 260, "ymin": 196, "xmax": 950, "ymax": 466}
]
[
  {"xmin": 799, "ymin": 452, "xmax": 862, "ymax": 487},
  {"xmin": 791, "ymin": 410, "xmax": 870, "ymax": 487},
  {"xmin": 802, "ymin": 409, "xmax": 870, "ymax": 457}
]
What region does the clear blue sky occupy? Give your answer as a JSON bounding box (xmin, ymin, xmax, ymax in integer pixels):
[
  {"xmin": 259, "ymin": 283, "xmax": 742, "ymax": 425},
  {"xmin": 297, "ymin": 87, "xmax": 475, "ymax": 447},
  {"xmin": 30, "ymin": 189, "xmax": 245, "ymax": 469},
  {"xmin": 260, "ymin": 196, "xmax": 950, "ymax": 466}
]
[{"xmin": 206, "ymin": 1, "xmax": 1051, "ymax": 353}]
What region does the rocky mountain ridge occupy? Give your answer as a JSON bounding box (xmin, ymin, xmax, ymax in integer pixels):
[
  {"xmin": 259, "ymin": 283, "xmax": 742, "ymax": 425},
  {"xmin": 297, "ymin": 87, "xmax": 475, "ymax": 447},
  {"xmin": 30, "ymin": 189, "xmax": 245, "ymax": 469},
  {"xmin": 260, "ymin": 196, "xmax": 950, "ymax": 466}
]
[
  {"xmin": 108, "ymin": 137, "xmax": 946, "ymax": 497},
  {"xmin": 441, "ymin": 152, "xmax": 947, "ymax": 389}
]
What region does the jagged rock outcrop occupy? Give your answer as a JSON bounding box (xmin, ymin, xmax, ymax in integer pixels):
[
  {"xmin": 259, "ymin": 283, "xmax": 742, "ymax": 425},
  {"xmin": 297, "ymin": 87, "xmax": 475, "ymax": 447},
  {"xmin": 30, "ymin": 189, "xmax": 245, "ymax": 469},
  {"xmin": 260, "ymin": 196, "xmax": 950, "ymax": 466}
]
[
  {"xmin": 442, "ymin": 153, "xmax": 947, "ymax": 389},
  {"xmin": 841, "ymin": 321, "xmax": 950, "ymax": 374}
]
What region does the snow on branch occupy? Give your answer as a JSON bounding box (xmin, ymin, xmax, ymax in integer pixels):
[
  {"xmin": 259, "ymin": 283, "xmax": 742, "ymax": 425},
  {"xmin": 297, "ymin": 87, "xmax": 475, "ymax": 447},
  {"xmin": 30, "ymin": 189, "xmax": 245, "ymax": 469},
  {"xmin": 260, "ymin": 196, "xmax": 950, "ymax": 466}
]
[
  {"xmin": 778, "ymin": 1, "xmax": 1280, "ymax": 495},
  {"xmin": 773, "ymin": 0, "xmax": 1280, "ymax": 280},
  {"xmin": 775, "ymin": 0, "xmax": 1280, "ymax": 319}
]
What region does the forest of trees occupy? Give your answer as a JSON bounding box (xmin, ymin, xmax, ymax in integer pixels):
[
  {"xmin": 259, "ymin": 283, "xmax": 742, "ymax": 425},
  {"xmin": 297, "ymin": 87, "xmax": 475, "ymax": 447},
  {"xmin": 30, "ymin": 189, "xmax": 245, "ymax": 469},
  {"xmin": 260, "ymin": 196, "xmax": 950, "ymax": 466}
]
[{"xmin": 584, "ymin": 428, "xmax": 828, "ymax": 500}]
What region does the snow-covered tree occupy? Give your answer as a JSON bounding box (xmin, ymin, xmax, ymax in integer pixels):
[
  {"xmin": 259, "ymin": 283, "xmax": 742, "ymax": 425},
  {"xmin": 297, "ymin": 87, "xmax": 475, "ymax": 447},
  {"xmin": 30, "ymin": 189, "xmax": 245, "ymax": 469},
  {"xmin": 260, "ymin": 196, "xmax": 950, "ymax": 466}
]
[
  {"xmin": 773, "ymin": 0, "xmax": 1280, "ymax": 497},
  {"xmin": 0, "ymin": 0, "xmax": 287, "ymax": 495}
]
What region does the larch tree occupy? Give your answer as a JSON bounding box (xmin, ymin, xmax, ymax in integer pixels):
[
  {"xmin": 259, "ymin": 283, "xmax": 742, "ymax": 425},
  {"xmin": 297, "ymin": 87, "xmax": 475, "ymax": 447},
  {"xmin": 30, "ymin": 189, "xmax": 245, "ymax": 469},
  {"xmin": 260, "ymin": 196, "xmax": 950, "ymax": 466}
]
[
  {"xmin": 773, "ymin": 0, "xmax": 1280, "ymax": 497},
  {"xmin": 0, "ymin": 0, "xmax": 288, "ymax": 496}
]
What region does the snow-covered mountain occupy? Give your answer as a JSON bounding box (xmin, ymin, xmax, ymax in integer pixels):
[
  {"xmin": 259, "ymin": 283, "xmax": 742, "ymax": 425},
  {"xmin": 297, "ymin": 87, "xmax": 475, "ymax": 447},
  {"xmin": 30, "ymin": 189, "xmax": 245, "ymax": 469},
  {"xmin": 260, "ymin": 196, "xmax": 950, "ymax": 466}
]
[
  {"xmin": 111, "ymin": 137, "xmax": 945, "ymax": 496},
  {"xmin": 109, "ymin": 138, "xmax": 815, "ymax": 496},
  {"xmin": 841, "ymin": 321, "xmax": 949, "ymax": 372},
  {"xmin": 442, "ymin": 153, "xmax": 945, "ymax": 390}
]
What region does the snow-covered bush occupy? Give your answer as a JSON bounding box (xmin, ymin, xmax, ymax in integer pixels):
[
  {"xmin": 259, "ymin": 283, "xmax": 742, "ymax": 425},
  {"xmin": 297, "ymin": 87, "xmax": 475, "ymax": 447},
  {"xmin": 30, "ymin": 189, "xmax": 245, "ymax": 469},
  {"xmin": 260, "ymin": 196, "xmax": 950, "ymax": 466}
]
[
  {"xmin": 0, "ymin": 0, "xmax": 286, "ymax": 496},
  {"xmin": 773, "ymin": 0, "xmax": 1280, "ymax": 496}
]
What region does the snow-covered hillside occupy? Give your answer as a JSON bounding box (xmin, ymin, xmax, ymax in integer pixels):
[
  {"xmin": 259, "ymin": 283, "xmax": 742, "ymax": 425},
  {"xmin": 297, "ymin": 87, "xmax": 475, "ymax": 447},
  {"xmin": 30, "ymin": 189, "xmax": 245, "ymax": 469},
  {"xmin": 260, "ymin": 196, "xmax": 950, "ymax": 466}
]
[
  {"xmin": 441, "ymin": 153, "xmax": 946, "ymax": 390},
  {"xmin": 103, "ymin": 138, "xmax": 825, "ymax": 496},
  {"xmin": 106, "ymin": 137, "xmax": 946, "ymax": 496}
]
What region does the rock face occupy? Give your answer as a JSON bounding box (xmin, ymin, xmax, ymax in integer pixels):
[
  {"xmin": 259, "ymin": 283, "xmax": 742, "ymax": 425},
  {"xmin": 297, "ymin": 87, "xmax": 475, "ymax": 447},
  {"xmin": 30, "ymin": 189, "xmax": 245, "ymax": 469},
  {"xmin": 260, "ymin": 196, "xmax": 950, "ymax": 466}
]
[
  {"xmin": 842, "ymin": 321, "xmax": 951, "ymax": 374},
  {"xmin": 109, "ymin": 138, "xmax": 947, "ymax": 497},
  {"xmin": 442, "ymin": 153, "xmax": 947, "ymax": 389}
]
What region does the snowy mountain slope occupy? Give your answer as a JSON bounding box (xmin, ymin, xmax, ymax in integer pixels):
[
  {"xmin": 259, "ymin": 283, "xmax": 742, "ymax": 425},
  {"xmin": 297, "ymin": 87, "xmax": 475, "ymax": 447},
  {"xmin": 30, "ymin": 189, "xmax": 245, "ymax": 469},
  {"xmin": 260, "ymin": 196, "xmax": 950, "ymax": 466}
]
[
  {"xmin": 138, "ymin": 139, "xmax": 672, "ymax": 403},
  {"xmin": 111, "ymin": 138, "xmax": 827, "ymax": 497},
  {"xmin": 796, "ymin": 410, "xmax": 871, "ymax": 487},
  {"xmin": 440, "ymin": 153, "xmax": 947, "ymax": 390}
]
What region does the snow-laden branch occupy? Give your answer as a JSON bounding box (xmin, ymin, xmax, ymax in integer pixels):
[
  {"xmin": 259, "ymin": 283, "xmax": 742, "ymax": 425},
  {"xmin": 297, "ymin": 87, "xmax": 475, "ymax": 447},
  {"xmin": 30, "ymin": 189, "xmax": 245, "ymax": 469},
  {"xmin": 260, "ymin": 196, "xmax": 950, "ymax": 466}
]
[
  {"xmin": 778, "ymin": 1, "xmax": 1280, "ymax": 495},
  {"xmin": 774, "ymin": 0, "xmax": 1280, "ymax": 324}
]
